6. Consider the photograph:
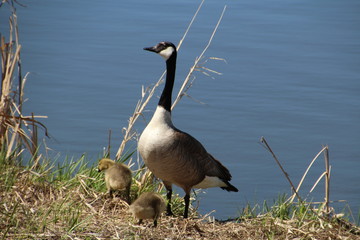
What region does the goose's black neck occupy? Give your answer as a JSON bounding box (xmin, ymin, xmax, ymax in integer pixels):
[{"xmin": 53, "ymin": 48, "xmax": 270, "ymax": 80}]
[{"xmin": 158, "ymin": 52, "xmax": 177, "ymax": 112}]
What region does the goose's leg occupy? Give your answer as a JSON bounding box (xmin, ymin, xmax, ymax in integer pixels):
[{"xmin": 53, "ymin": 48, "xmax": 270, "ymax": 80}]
[
  {"xmin": 183, "ymin": 188, "xmax": 191, "ymax": 218},
  {"xmin": 125, "ymin": 185, "xmax": 131, "ymax": 204},
  {"xmin": 109, "ymin": 189, "xmax": 114, "ymax": 198},
  {"xmin": 153, "ymin": 219, "xmax": 158, "ymax": 227},
  {"xmin": 163, "ymin": 181, "xmax": 173, "ymax": 216}
]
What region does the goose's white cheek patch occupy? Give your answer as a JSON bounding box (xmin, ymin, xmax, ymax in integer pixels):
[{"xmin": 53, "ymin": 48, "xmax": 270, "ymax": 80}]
[{"xmin": 159, "ymin": 47, "xmax": 175, "ymax": 60}]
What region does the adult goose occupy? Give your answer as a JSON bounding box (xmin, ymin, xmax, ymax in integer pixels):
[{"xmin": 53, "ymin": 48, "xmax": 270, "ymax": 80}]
[{"xmin": 138, "ymin": 41, "xmax": 238, "ymax": 218}]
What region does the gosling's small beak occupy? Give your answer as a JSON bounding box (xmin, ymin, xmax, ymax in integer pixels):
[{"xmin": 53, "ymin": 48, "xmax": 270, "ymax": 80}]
[{"xmin": 97, "ymin": 168, "xmax": 101, "ymax": 172}]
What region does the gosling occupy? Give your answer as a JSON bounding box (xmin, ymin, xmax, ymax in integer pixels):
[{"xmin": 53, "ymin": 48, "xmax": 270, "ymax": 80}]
[
  {"xmin": 129, "ymin": 192, "xmax": 166, "ymax": 227},
  {"xmin": 97, "ymin": 158, "xmax": 132, "ymax": 203}
]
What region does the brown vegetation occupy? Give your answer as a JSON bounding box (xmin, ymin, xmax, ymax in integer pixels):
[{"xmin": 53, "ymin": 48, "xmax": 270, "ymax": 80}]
[{"xmin": 1, "ymin": 165, "xmax": 358, "ymax": 240}]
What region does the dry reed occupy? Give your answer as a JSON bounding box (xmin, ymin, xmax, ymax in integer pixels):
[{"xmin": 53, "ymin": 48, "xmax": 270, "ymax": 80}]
[
  {"xmin": 260, "ymin": 137, "xmax": 338, "ymax": 221},
  {"xmin": 1, "ymin": 164, "xmax": 358, "ymax": 239},
  {"xmin": 1, "ymin": 1, "xmax": 48, "ymax": 161}
]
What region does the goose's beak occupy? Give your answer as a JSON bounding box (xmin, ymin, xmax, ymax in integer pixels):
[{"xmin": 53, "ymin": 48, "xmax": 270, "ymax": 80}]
[{"xmin": 144, "ymin": 46, "xmax": 157, "ymax": 53}]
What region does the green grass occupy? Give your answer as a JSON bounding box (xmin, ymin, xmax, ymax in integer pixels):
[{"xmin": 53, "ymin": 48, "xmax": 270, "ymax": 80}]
[
  {"xmin": 0, "ymin": 149, "xmax": 192, "ymax": 239},
  {"xmin": 1, "ymin": 150, "xmax": 359, "ymax": 239},
  {"xmin": 237, "ymin": 193, "xmax": 360, "ymax": 236}
]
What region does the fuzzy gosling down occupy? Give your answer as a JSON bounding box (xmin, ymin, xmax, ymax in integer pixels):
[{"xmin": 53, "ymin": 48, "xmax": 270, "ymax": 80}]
[
  {"xmin": 97, "ymin": 158, "xmax": 132, "ymax": 203},
  {"xmin": 129, "ymin": 192, "xmax": 166, "ymax": 227}
]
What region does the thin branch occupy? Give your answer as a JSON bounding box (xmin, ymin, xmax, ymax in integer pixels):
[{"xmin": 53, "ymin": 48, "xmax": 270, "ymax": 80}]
[
  {"xmin": 260, "ymin": 136, "xmax": 303, "ymax": 203},
  {"xmin": 172, "ymin": 5, "xmax": 227, "ymax": 110}
]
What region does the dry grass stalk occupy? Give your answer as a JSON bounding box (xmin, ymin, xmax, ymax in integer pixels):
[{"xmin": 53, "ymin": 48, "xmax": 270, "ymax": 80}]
[
  {"xmin": 324, "ymin": 146, "xmax": 330, "ymax": 216},
  {"xmin": 289, "ymin": 146, "xmax": 328, "ymax": 202},
  {"xmin": 261, "ymin": 137, "xmax": 337, "ymax": 221},
  {"xmin": 1, "ymin": 3, "xmax": 47, "ymax": 160},
  {"xmin": 1, "ymin": 167, "xmax": 358, "ymax": 240},
  {"xmin": 292, "ymin": 145, "xmax": 331, "ymax": 218},
  {"xmin": 172, "ymin": 5, "xmax": 227, "ymax": 110}
]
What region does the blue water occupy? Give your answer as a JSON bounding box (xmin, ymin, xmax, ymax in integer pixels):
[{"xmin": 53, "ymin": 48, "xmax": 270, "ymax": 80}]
[{"xmin": 1, "ymin": 0, "xmax": 359, "ymax": 220}]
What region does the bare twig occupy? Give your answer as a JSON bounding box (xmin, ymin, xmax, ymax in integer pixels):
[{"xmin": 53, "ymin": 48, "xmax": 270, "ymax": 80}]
[
  {"xmin": 260, "ymin": 136, "xmax": 303, "ymax": 203},
  {"xmin": 172, "ymin": 5, "xmax": 227, "ymax": 110}
]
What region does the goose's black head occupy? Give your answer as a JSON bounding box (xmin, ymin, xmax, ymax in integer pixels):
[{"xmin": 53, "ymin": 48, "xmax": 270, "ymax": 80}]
[{"xmin": 144, "ymin": 41, "xmax": 177, "ymax": 61}]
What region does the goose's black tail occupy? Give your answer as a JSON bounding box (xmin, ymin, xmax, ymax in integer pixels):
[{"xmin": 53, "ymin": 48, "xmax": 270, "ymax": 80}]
[{"xmin": 221, "ymin": 181, "xmax": 239, "ymax": 192}]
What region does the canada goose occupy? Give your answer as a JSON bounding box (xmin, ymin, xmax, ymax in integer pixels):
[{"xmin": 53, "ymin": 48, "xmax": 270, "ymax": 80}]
[
  {"xmin": 97, "ymin": 158, "xmax": 132, "ymax": 203},
  {"xmin": 129, "ymin": 192, "xmax": 166, "ymax": 227},
  {"xmin": 138, "ymin": 41, "xmax": 238, "ymax": 218}
]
